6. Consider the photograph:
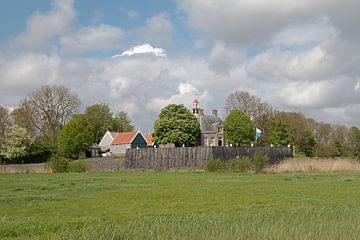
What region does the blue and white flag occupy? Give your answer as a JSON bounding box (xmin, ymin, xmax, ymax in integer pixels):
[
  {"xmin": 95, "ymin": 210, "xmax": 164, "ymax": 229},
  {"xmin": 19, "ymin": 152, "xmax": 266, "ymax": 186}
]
[{"xmin": 255, "ymin": 128, "xmax": 262, "ymax": 140}]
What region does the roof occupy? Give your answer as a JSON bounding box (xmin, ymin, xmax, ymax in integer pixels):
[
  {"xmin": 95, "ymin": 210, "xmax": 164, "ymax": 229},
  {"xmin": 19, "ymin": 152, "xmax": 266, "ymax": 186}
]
[
  {"xmin": 109, "ymin": 131, "xmax": 118, "ymax": 139},
  {"xmin": 197, "ymin": 115, "xmax": 223, "ymax": 134},
  {"xmin": 111, "ymin": 131, "xmax": 138, "ymax": 145},
  {"xmin": 145, "ymin": 134, "xmax": 153, "ymax": 146}
]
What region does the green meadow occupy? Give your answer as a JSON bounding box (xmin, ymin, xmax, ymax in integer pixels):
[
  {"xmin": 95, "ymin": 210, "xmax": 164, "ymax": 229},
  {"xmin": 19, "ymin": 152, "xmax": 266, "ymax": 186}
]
[{"xmin": 1, "ymin": 172, "xmax": 360, "ymax": 239}]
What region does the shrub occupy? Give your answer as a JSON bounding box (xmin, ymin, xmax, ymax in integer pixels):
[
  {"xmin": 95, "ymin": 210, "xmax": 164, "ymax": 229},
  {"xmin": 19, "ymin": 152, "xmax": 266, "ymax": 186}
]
[
  {"xmin": 69, "ymin": 160, "xmax": 89, "ymax": 172},
  {"xmin": 205, "ymin": 159, "xmax": 227, "ymax": 172},
  {"xmin": 49, "ymin": 156, "xmax": 70, "ymax": 173},
  {"xmin": 227, "ymin": 157, "xmax": 252, "ymax": 172},
  {"xmin": 253, "ymin": 150, "xmax": 269, "ymax": 173}
]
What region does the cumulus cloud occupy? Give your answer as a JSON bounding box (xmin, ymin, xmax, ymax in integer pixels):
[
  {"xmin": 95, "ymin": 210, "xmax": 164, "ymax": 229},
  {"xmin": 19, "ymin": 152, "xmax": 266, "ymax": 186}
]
[
  {"xmin": 132, "ymin": 13, "xmax": 174, "ymax": 48},
  {"xmin": 146, "ymin": 82, "xmax": 210, "ymax": 112},
  {"xmin": 2, "ymin": 0, "xmax": 360, "ymax": 133},
  {"xmin": 60, "ymin": 24, "xmax": 123, "ymax": 54},
  {"xmin": 112, "ymin": 44, "xmax": 167, "ymax": 58},
  {"xmin": 9, "ymin": 0, "xmax": 76, "ymax": 51}
]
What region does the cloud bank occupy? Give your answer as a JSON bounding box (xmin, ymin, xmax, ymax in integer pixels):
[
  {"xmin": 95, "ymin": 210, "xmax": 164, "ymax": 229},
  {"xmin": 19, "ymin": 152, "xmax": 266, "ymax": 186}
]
[{"xmin": 1, "ymin": 0, "xmax": 360, "ymax": 132}]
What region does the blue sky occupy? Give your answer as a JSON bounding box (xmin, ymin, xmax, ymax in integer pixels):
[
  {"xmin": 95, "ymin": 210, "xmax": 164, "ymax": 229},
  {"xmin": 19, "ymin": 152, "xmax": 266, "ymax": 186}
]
[{"xmin": 0, "ymin": 0, "xmax": 360, "ymax": 132}]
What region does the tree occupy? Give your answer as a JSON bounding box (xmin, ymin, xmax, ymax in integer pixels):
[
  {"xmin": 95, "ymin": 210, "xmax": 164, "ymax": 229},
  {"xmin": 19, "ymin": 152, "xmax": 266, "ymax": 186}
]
[
  {"xmin": 84, "ymin": 103, "xmax": 113, "ymax": 143},
  {"xmin": 268, "ymin": 120, "xmax": 294, "ymax": 147},
  {"xmin": 0, "ymin": 125, "xmax": 33, "ymax": 163},
  {"xmin": 21, "ymin": 85, "xmax": 81, "ymax": 142},
  {"xmin": 57, "ymin": 114, "xmax": 93, "ymax": 159},
  {"xmin": 111, "ymin": 111, "xmax": 135, "ymax": 132},
  {"xmin": 0, "ymin": 106, "xmax": 11, "ymax": 159},
  {"xmin": 349, "ymin": 126, "xmax": 360, "ymax": 158},
  {"xmin": 11, "ymin": 106, "xmax": 36, "ymax": 136},
  {"xmin": 224, "ymin": 110, "xmax": 255, "ymax": 146},
  {"xmin": 153, "ymin": 104, "xmax": 200, "ymax": 146},
  {"xmin": 276, "ymin": 112, "xmax": 309, "ymax": 147},
  {"xmin": 300, "ymin": 131, "xmax": 316, "ymax": 157},
  {"xmin": 224, "ymin": 91, "xmax": 275, "ymax": 144}
]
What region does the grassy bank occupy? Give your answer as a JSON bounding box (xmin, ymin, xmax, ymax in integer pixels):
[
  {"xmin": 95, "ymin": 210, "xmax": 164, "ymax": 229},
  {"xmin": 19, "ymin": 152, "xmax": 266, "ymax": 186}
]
[{"xmin": 1, "ymin": 172, "xmax": 360, "ymax": 239}]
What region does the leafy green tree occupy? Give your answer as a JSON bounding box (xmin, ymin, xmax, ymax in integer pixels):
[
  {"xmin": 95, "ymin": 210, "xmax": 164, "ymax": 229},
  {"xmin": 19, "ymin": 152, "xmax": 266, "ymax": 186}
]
[
  {"xmin": 268, "ymin": 120, "xmax": 294, "ymax": 147},
  {"xmin": 57, "ymin": 114, "xmax": 93, "ymax": 159},
  {"xmin": 111, "ymin": 111, "xmax": 135, "ymax": 132},
  {"xmin": 349, "ymin": 126, "xmax": 360, "ymax": 158},
  {"xmin": 300, "ymin": 130, "xmax": 316, "ymax": 157},
  {"xmin": 224, "ymin": 110, "xmax": 255, "ymax": 146},
  {"xmin": 84, "ymin": 103, "xmax": 113, "ymax": 143},
  {"xmin": 153, "ymin": 104, "xmax": 200, "ymax": 146},
  {"xmin": 25, "ymin": 138, "xmax": 56, "ymax": 163},
  {"xmin": 0, "ymin": 125, "xmax": 33, "ymax": 163}
]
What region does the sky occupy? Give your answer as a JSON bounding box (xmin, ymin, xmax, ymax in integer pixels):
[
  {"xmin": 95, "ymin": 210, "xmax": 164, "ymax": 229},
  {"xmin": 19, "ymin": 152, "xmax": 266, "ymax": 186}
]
[{"xmin": 0, "ymin": 0, "xmax": 360, "ymax": 133}]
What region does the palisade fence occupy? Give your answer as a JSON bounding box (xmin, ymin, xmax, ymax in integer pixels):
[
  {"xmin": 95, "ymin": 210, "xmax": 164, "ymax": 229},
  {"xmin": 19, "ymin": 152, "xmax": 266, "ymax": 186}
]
[{"xmin": 125, "ymin": 146, "xmax": 293, "ymax": 170}]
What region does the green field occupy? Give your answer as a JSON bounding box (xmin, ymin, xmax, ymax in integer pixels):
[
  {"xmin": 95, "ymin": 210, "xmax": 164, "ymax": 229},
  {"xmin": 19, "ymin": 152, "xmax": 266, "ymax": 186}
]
[{"xmin": 1, "ymin": 172, "xmax": 360, "ymax": 239}]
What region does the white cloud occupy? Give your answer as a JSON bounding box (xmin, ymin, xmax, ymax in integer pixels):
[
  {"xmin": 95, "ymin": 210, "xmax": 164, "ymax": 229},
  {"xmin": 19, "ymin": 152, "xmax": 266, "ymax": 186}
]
[
  {"xmin": 60, "ymin": 24, "xmax": 123, "ymax": 54},
  {"xmin": 112, "ymin": 44, "xmax": 167, "ymax": 58},
  {"xmin": 146, "ymin": 82, "xmax": 210, "ymax": 112},
  {"xmin": 120, "ymin": 7, "xmax": 139, "ymax": 19},
  {"xmin": 9, "ymin": 0, "xmax": 76, "ymax": 51},
  {"xmin": 133, "ymin": 13, "xmax": 174, "ymax": 48}
]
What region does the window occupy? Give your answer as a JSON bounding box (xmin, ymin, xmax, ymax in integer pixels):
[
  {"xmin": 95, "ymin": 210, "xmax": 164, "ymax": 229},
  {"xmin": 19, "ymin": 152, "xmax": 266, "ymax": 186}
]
[
  {"xmin": 218, "ymin": 126, "xmax": 223, "ymax": 133},
  {"xmin": 211, "ymin": 137, "xmax": 215, "ymax": 146},
  {"xmin": 204, "ymin": 137, "xmax": 209, "ymax": 146}
]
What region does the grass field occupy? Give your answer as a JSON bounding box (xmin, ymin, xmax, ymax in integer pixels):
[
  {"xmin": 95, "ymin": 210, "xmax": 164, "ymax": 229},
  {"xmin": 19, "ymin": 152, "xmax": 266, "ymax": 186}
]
[{"xmin": 1, "ymin": 172, "xmax": 360, "ymax": 239}]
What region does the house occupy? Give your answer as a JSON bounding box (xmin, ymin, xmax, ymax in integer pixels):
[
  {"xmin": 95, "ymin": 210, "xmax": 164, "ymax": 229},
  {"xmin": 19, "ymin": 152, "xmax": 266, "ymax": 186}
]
[
  {"xmin": 144, "ymin": 134, "xmax": 154, "ymax": 147},
  {"xmin": 110, "ymin": 131, "xmax": 148, "ymax": 155},
  {"xmin": 192, "ymin": 101, "xmax": 225, "ymax": 147},
  {"xmin": 99, "ymin": 131, "xmax": 118, "ymax": 153}
]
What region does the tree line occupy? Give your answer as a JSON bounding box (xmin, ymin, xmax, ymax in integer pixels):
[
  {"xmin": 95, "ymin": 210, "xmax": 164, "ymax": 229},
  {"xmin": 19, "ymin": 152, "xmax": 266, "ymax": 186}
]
[
  {"xmin": 0, "ymin": 85, "xmax": 134, "ymax": 164},
  {"xmin": 223, "ymin": 91, "xmax": 360, "ymax": 158}
]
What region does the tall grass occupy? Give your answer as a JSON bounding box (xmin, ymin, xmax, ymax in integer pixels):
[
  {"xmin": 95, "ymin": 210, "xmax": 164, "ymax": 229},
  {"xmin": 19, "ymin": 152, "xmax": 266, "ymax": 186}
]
[
  {"xmin": 2, "ymin": 172, "xmax": 360, "ymax": 239},
  {"xmin": 266, "ymin": 157, "xmax": 360, "ymax": 173}
]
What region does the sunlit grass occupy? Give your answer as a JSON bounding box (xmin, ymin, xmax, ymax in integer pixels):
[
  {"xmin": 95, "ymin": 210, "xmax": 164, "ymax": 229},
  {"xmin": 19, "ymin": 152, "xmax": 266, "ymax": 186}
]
[{"xmin": 1, "ymin": 172, "xmax": 360, "ymax": 239}]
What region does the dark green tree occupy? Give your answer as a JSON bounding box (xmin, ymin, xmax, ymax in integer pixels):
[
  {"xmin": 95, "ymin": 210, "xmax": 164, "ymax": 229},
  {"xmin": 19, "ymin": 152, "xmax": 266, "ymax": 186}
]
[
  {"xmin": 224, "ymin": 110, "xmax": 255, "ymax": 146},
  {"xmin": 153, "ymin": 104, "xmax": 200, "ymax": 146},
  {"xmin": 300, "ymin": 130, "xmax": 316, "ymax": 157},
  {"xmin": 110, "ymin": 111, "xmax": 135, "ymax": 132},
  {"xmin": 268, "ymin": 120, "xmax": 294, "ymax": 147},
  {"xmin": 84, "ymin": 103, "xmax": 113, "ymax": 143},
  {"xmin": 57, "ymin": 114, "xmax": 93, "ymax": 159}
]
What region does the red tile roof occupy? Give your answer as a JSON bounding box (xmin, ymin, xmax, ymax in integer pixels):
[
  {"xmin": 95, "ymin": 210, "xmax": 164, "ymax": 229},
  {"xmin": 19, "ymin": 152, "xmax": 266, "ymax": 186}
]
[
  {"xmin": 111, "ymin": 131, "xmax": 138, "ymax": 145},
  {"xmin": 145, "ymin": 134, "xmax": 153, "ymax": 146}
]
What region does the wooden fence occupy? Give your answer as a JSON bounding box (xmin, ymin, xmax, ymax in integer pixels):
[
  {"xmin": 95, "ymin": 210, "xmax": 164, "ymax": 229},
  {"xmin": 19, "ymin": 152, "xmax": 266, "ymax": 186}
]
[{"xmin": 125, "ymin": 146, "xmax": 293, "ymax": 170}]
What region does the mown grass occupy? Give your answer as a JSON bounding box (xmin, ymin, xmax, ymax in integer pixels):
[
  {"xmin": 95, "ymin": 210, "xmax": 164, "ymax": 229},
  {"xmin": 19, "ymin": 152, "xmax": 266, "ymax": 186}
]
[{"xmin": 1, "ymin": 172, "xmax": 360, "ymax": 239}]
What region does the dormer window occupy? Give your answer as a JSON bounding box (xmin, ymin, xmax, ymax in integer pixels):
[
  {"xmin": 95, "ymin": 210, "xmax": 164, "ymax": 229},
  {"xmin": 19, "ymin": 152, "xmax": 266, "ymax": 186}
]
[{"xmin": 218, "ymin": 126, "xmax": 223, "ymax": 133}]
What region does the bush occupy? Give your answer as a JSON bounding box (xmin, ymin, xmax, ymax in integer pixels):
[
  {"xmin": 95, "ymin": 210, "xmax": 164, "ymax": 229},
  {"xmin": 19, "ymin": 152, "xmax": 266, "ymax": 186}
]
[
  {"xmin": 253, "ymin": 150, "xmax": 269, "ymax": 173},
  {"xmin": 49, "ymin": 156, "xmax": 70, "ymax": 173},
  {"xmin": 69, "ymin": 160, "xmax": 89, "ymax": 172},
  {"xmin": 227, "ymin": 157, "xmax": 252, "ymax": 172},
  {"xmin": 205, "ymin": 159, "xmax": 227, "ymax": 172}
]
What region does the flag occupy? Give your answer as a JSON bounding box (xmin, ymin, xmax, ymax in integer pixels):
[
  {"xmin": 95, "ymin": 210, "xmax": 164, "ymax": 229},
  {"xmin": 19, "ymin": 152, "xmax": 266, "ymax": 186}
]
[{"xmin": 256, "ymin": 128, "xmax": 262, "ymax": 140}]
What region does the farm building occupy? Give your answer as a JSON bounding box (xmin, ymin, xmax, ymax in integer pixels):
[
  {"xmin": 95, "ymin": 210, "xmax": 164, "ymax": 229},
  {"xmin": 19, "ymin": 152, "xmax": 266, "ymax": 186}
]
[
  {"xmin": 98, "ymin": 131, "xmax": 118, "ymax": 152},
  {"xmin": 109, "ymin": 131, "xmax": 148, "ymax": 154}
]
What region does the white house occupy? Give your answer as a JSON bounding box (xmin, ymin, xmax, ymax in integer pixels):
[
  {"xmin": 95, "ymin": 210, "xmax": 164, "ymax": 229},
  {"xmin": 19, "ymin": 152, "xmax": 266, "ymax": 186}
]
[{"xmin": 99, "ymin": 131, "xmax": 118, "ymax": 152}]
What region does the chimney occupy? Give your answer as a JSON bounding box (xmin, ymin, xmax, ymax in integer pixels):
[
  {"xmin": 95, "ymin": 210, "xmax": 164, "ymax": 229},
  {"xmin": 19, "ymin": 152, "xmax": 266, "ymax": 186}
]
[{"xmin": 212, "ymin": 109, "xmax": 218, "ymax": 117}]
